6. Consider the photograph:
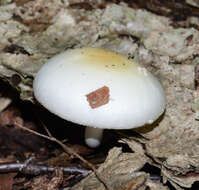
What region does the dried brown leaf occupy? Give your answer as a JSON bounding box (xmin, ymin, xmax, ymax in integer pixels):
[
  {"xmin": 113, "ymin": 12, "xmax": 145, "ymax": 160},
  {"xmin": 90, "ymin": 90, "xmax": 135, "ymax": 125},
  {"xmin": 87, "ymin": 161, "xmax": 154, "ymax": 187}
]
[
  {"xmin": 0, "ymin": 107, "xmax": 23, "ymax": 127},
  {"xmin": 71, "ymin": 147, "xmax": 148, "ymax": 190},
  {"xmin": 26, "ymin": 169, "xmax": 63, "ymax": 190},
  {"xmin": 0, "ymin": 173, "xmax": 16, "ymax": 190}
]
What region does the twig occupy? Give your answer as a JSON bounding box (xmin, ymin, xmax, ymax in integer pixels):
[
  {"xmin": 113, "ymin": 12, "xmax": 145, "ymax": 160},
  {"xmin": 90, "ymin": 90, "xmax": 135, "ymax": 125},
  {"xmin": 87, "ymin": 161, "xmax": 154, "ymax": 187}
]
[
  {"xmin": 62, "ymin": 174, "xmax": 86, "ymax": 188},
  {"xmin": 0, "ymin": 161, "xmax": 89, "ymax": 176},
  {"xmin": 42, "ymin": 122, "xmax": 52, "ymax": 137},
  {"xmin": 41, "ymin": 123, "xmax": 95, "ymax": 169},
  {"xmin": 14, "ymin": 122, "xmax": 110, "ymax": 190}
]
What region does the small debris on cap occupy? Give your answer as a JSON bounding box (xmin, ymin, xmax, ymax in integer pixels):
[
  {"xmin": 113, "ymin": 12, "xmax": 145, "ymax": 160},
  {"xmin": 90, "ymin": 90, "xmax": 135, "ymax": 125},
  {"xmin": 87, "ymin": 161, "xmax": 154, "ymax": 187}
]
[{"xmin": 86, "ymin": 86, "xmax": 109, "ymax": 109}]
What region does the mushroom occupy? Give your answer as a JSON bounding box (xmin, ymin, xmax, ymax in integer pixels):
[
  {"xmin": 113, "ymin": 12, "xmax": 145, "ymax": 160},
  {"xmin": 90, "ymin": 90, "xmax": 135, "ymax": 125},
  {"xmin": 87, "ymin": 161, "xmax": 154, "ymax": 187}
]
[{"xmin": 33, "ymin": 47, "xmax": 166, "ymax": 148}]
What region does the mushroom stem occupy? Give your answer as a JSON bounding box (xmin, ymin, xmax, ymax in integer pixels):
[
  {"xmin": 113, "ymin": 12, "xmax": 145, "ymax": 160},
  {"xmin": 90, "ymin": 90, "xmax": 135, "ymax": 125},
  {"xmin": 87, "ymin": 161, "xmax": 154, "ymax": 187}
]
[{"xmin": 85, "ymin": 126, "xmax": 104, "ymax": 148}]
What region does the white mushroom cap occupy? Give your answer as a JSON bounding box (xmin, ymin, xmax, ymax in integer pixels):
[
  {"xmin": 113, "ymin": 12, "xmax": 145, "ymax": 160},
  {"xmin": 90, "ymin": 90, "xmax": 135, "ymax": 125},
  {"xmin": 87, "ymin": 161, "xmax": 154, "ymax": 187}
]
[{"xmin": 33, "ymin": 47, "xmax": 165, "ymax": 130}]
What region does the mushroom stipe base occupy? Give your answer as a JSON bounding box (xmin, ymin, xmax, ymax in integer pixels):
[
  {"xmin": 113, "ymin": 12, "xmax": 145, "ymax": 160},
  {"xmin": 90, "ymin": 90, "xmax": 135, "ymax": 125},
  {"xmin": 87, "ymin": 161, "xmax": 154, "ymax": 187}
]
[{"xmin": 85, "ymin": 126, "xmax": 104, "ymax": 148}]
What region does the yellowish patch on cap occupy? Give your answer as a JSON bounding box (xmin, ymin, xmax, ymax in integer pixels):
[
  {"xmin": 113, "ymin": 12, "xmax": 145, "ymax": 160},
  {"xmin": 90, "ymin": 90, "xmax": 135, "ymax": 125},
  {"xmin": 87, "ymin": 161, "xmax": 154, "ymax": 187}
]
[{"xmin": 78, "ymin": 47, "xmax": 137, "ymax": 71}]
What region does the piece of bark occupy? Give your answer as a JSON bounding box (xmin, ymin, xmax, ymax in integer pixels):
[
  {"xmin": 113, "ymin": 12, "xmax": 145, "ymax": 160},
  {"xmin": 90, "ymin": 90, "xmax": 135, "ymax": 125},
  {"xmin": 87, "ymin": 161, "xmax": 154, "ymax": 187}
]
[{"xmin": 86, "ymin": 86, "xmax": 109, "ymax": 109}]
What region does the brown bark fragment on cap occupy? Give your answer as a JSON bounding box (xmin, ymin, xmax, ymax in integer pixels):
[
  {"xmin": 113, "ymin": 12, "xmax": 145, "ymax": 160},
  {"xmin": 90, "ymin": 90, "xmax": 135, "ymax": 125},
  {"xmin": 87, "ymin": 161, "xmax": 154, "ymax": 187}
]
[{"xmin": 86, "ymin": 86, "xmax": 109, "ymax": 109}]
